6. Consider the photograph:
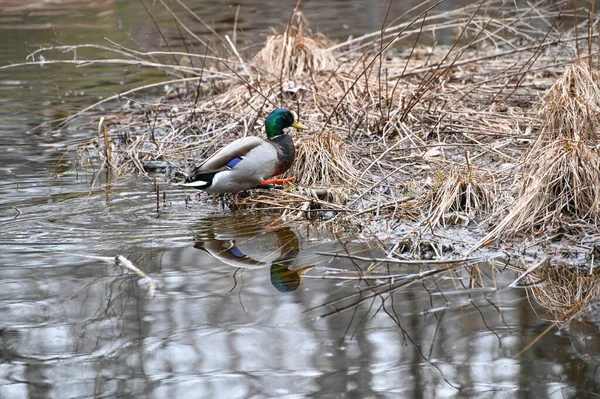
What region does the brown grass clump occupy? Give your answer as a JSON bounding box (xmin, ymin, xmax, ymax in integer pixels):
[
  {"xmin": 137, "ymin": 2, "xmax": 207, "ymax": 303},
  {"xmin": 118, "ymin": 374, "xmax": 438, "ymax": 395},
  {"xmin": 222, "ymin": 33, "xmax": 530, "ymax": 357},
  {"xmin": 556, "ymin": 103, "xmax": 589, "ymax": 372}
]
[
  {"xmin": 473, "ymin": 140, "xmax": 600, "ymax": 248},
  {"xmin": 425, "ymin": 166, "xmax": 496, "ymax": 227},
  {"xmin": 523, "ymin": 140, "xmax": 600, "ymax": 222},
  {"xmin": 254, "ymin": 21, "xmax": 338, "ymax": 78},
  {"xmin": 469, "ymin": 61, "xmax": 600, "ymax": 251},
  {"xmin": 236, "ymin": 185, "xmax": 349, "ymax": 221},
  {"xmin": 537, "ymin": 60, "xmax": 600, "ymax": 144},
  {"xmin": 287, "ymin": 130, "xmax": 359, "ymax": 187}
]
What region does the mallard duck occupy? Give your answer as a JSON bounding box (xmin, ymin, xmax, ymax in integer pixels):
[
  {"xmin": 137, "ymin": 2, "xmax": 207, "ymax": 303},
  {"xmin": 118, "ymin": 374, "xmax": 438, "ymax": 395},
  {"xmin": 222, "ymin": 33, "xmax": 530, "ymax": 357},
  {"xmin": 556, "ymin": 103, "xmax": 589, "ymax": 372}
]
[{"xmin": 182, "ymin": 108, "xmax": 309, "ymax": 193}]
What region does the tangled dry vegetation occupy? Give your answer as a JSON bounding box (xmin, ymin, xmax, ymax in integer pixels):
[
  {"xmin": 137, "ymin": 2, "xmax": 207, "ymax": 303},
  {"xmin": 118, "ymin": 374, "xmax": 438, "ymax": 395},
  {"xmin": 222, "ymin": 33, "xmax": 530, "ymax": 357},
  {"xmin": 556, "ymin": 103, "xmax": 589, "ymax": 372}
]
[
  {"xmin": 20, "ymin": 0, "xmax": 600, "ymax": 323},
  {"xmin": 474, "ymin": 60, "xmax": 600, "ymax": 250},
  {"xmin": 424, "ymin": 162, "xmax": 497, "ymax": 228}
]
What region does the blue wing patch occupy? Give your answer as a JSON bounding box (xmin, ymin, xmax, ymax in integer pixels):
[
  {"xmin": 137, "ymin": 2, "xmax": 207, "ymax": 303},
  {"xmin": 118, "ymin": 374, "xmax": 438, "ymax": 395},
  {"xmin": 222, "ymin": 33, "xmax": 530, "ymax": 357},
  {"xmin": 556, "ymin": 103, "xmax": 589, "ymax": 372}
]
[
  {"xmin": 228, "ymin": 246, "xmax": 247, "ymax": 258},
  {"xmin": 226, "ymin": 157, "xmax": 243, "ymax": 169}
]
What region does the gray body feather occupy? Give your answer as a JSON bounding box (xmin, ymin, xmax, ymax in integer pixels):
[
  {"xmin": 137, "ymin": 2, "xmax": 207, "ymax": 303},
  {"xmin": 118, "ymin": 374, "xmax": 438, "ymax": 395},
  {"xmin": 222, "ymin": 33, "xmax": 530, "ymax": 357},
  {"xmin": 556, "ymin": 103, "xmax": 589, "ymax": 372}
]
[{"xmin": 182, "ymin": 136, "xmax": 279, "ymax": 193}]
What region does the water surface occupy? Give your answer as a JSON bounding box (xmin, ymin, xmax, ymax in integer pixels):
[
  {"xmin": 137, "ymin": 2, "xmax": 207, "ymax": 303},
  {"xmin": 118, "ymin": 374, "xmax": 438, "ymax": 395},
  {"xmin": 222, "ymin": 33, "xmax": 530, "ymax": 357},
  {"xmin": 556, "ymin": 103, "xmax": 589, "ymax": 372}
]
[{"xmin": 1, "ymin": 1, "xmax": 600, "ymax": 398}]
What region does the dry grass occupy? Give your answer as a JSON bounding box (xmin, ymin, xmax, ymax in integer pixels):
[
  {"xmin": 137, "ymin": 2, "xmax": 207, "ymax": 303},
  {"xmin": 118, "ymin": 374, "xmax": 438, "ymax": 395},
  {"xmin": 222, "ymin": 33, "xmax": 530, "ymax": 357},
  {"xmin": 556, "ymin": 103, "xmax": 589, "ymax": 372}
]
[
  {"xmin": 254, "ymin": 17, "xmax": 338, "ymax": 78},
  {"xmin": 523, "ymin": 140, "xmax": 600, "ymax": 222},
  {"xmin": 425, "ymin": 164, "xmax": 496, "ymax": 227},
  {"xmin": 21, "ymin": 0, "xmax": 598, "ymax": 237},
  {"xmin": 40, "ymin": 0, "xmax": 566, "ymax": 200},
  {"xmin": 471, "ymin": 60, "xmax": 600, "ymax": 251},
  {"xmin": 478, "ymin": 139, "xmax": 600, "ymax": 243},
  {"xmin": 287, "ymin": 130, "xmax": 359, "ymax": 187},
  {"xmin": 537, "ymin": 59, "xmax": 600, "ymax": 144},
  {"xmin": 236, "ymin": 185, "xmax": 350, "ymax": 221}
]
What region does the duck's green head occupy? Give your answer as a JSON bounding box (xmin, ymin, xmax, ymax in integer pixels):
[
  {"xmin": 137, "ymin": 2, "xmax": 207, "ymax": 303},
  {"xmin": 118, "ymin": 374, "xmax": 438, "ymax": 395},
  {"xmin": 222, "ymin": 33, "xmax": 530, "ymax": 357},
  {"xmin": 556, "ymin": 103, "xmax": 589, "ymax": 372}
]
[
  {"xmin": 270, "ymin": 264, "xmax": 314, "ymax": 292},
  {"xmin": 265, "ymin": 108, "xmax": 309, "ymax": 139}
]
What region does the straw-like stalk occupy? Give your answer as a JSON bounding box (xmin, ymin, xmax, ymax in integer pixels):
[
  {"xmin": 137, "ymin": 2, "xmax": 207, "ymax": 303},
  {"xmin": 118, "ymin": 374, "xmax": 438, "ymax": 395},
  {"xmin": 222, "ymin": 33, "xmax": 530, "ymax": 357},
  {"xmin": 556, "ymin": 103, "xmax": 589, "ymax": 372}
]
[
  {"xmin": 537, "ymin": 59, "xmax": 600, "ymax": 144},
  {"xmin": 425, "ymin": 166, "xmax": 496, "ymax": 227},
  {"xmin": 468, "ymin": 61, "xmax": 600, "ymax": 250},
  {"xmin": 254, "ymin": 18, "xmax": 338, "ymax": 78},
  {"xmin": 473, "ymin": 139, "xmax": 600, "ymax": 248},
  {"xmin": 287, "ymin": 130, "xmax": 359, "ymax": 187}
]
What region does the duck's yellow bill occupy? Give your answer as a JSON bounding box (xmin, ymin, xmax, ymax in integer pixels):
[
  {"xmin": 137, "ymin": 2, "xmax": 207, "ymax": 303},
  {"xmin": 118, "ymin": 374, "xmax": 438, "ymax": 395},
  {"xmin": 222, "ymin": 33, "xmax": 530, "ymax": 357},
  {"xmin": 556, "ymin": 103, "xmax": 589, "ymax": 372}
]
[
  {"xmin": 292, "ymin": 120, "xmax": 309, "ymax": 130},
  {"xmin": 296, "ymin": 265, "xmax": 314, "ymax": 277}
]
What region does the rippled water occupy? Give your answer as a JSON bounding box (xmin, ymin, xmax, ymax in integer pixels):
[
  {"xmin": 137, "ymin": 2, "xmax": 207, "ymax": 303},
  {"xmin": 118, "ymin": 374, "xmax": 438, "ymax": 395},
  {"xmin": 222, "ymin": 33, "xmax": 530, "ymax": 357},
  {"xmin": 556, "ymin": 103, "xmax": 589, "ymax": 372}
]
[
  {"xmin": 1, "ymin": 1, "xmax": 600, "ymax": 398},
  {"xmin": 1, "ymin": 201, "xmax": 578, "ymax": 398}
]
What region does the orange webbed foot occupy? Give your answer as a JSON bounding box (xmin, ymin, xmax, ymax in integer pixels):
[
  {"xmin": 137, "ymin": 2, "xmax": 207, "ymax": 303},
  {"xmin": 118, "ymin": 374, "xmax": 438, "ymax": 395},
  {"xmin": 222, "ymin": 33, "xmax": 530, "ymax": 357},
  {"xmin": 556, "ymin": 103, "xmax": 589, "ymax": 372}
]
[{"xmin": 260, "ymin": 177, "xmax": 296, "ymax": 185}]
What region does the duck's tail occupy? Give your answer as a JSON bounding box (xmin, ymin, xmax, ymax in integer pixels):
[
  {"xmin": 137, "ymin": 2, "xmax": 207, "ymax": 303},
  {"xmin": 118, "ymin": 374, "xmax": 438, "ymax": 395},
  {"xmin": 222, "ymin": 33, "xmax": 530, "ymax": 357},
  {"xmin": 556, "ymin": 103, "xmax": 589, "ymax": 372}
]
[{"xmin": 178, "ymin": 171, "xmax": 217, "ymax": 189}]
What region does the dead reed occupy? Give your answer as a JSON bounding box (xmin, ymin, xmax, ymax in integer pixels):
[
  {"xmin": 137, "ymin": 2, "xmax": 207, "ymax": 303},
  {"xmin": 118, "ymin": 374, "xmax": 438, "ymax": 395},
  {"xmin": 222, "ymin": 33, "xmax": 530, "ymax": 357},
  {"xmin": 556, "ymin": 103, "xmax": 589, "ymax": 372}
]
[
  {"xmin": 425, "ymin": 163, "xmax": 496, "ymax": 227},
  {"xmin": 471, "ymin": 61, "xmax": 600, "ymax": 250},
  {"xmin": 523, "ymin": 140, "xmax": 600, "ymax": 222},
  {"xmin": 537, "ymin": 59, "xmax": 600, "ymax": 144},
  {"xmin": 288, "ymin": 130, "xmax": 359, "ymax": 187},
  {"xmin": 253, "ymin": 17, "xmax": 338, "ymax": 78},
  {"xmin": 236, "ymin": 186, "xmax": 349, "ymax": 221}
]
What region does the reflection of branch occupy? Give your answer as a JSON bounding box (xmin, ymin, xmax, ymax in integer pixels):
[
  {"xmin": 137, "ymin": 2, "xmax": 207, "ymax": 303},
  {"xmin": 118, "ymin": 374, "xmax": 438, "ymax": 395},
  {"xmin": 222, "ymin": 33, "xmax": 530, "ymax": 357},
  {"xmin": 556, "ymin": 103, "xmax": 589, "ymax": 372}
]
[
  {"xmin": 315, "ymin": 251, "xmax": 501, "ymax": 266},
  {"xmin": 514, "ymin": 322, "xmax": 557, "ymax": 359},
  {"xmin": 313, "ymin": 244, "xmax": 508, "ymax": 391},
  {"xmin": 314, "ymin": 265, "xmax": 458, "ymax": 318},
  {"xmin": 508, "ymin": 257, "xmax": 548, "ymax": 288},
  {"xmin": 38, "ymin": 249, "xmax": 158, "ymax": 297},
  {"xmin": 115, "ymin": 255, "xmax": 157, "ymax": 297}
]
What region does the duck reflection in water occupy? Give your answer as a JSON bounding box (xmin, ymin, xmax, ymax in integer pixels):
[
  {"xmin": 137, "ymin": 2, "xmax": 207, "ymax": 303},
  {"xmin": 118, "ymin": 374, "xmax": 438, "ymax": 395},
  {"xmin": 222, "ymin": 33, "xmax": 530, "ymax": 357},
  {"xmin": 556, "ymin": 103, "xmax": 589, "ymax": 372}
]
[{"xmin": 193, "ymin": 216, "xmax": 313, "ymax": 292}]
